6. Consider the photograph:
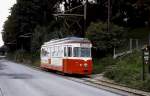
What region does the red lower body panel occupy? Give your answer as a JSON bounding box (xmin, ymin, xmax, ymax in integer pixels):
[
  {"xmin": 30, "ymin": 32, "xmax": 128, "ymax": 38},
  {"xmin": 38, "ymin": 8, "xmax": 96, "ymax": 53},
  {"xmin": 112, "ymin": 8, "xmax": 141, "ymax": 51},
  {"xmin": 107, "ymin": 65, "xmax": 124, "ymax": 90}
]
[
  {"xmin": 63, "ymin": 59, "xmax": 92, "ymax": 75},
  {"xmin": 41, "ymin": 59, "xmax": 93, "ymax": 75},
  {"xmin": 41, "ymin": 64, "xmax": 63, "ymax": 71}
]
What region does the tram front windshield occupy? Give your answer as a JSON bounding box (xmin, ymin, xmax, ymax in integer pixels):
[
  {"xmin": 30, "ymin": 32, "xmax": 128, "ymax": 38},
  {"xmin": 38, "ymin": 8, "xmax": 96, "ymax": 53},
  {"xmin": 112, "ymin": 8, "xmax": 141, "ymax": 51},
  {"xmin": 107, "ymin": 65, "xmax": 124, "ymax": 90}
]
[{"xmin": 74, "ymin": 47, "xmax": 91, "ymax": 57}]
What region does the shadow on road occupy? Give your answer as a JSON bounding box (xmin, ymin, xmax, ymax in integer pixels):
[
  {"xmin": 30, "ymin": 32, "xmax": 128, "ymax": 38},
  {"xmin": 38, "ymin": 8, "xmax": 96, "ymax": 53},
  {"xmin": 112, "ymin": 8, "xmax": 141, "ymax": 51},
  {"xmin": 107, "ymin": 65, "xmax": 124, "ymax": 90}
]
[
  {"xmin": 0, "ymin": 63, "xmax": 7, "ymax": 70},
  {"xmin": 0, "ymin": 73, "xmax": 33, "ymax": 79},
  {"xmin": 41, "ymin": 68, "xmax": 90, "ymax": 79}
]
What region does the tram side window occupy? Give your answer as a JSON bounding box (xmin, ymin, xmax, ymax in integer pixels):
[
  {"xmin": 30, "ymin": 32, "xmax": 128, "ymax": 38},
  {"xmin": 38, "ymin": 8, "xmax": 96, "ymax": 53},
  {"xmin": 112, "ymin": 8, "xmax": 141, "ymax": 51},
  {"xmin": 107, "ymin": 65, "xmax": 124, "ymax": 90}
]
[
  {"xmin": 64, "ymin": 47, "xmax": 72, "ymax": 57},
  {"xmin": 41, "ymin": 49, "xmax": 44, "ymax": 56},
  {"xmin": 67, "ymin": 47, "xmax": 72, "ymax": 57},
  {"xmin": 64, "ymin": 47, "xmax": 67, "ymax": 57},
  {"xmin": 58, "ymin": 46, "xmax": 62, "ymax": 57},
  {"xmin": 52, "ymin": 47, "xmax": 55, "ymax": 57},
  {"xmin": 41, "ymin": 48, "xmax": 47, "ymax": 57},
  {"xmin": 49, "ymin": 48, "xmax": 51, "ymax": 57},
  {"xmin": 74, "ymin": 47, "xmax": 80, "ymax": 57},
  {"xmin": 55, "ymin": 47, "xmax": 57, "ymax": 57}
]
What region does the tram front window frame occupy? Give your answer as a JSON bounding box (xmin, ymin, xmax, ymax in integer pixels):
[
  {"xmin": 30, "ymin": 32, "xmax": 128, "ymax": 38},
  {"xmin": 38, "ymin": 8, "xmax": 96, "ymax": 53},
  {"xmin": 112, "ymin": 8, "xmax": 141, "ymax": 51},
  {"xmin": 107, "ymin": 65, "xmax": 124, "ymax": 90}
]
[
  {"xmin": 80, "ymin": 47, "xmax": 91, "ymax": 57},
  {"xmin": 73, "ymin": 47, "xmax": 91, "ymax": 57}
]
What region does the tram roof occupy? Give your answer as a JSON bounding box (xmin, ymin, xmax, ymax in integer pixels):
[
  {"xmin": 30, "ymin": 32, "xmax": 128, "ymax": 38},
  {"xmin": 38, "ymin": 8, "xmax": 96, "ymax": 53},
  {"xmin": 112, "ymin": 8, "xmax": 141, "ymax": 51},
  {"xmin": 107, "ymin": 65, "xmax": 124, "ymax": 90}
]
[{"xmin": 43, "ymin": 37, "xmax": 91, "ymax": 45}]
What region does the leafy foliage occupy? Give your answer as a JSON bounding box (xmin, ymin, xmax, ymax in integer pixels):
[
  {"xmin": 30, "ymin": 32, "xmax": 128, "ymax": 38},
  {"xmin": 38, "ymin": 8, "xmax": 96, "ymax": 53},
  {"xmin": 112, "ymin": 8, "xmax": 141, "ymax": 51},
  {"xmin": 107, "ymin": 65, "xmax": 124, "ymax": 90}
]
[
  {"xmin": 104, "ymin": 51, "xmax": 150, "ymax": 91},
  {"xmin": 3, "ymin": 0, "xmax": 58, "ymax": 51},
  {"xmin": 2, "ymin": 0, "xmax": 150, "ymax": 52},
  {"xmin": 31, "ymin": 21, "xmax": 60, "ymax": 51},
  {"xmin": 93, "ymin": 56, "xmax": 116, "ymax": 74},
  {"xmin": 86, "ymin": 22, "xmax": 126, "ymax": 51}
]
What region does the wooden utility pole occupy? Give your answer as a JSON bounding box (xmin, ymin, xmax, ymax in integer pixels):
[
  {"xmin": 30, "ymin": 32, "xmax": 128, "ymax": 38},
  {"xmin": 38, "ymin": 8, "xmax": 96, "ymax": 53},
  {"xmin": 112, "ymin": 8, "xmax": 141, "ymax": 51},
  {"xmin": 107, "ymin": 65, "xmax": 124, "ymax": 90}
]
[
  {"xmin": 149, "ymin": 33, "xmax": 150, "ymax": 45},
  {"xmin": 83, "ymin": 0, "xmax": 88, "ymax": 37},
  {"xmin": 108, "ymin": 0, "xmax": 110, "ymax": 33}
]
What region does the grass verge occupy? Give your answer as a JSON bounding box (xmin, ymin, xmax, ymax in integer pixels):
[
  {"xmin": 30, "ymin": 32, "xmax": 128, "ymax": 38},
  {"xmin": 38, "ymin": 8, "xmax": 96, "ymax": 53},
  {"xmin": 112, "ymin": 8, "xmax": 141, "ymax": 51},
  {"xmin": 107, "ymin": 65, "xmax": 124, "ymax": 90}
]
[
  {"xmin": 104, "ymin": 51, "xmax": 150, "ymax": 92},
  {"xmin": 6, "ymin": 50, "xmax": 40, "ymax": 67},
  {"xmin": 93, "ymin": 56, "xmax": 116, "ymax": 74}
]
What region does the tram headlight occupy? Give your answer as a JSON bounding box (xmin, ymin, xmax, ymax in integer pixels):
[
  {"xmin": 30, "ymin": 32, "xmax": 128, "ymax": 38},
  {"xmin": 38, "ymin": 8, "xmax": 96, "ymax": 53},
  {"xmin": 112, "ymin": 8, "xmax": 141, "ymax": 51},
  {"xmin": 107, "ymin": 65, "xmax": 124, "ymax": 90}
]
[
  {"xmin": 84, "ymin": 63, "xmax": 88, "ymax": 67},
  {"xmin": 80, "ymin": 64, "xmax": 82, "ymax": 67}
]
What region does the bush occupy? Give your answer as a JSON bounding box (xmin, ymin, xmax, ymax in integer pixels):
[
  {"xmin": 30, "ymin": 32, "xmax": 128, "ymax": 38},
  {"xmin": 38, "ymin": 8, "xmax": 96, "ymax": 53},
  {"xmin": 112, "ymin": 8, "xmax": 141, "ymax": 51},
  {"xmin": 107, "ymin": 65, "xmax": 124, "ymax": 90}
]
[
  {"xmin": 6, "ymin": 50, "xmax": 40, "ymax": 67},
  {"xmin": 104, "ymin": 51, "xmax": 150, "ymax": 91},
  {"xmin": 93, "ymin": 56, "xmax": 116, "ymax": 74},
  {"xmin": 86, "ymin": 21, "xmax": 126, "ymax": 51}
]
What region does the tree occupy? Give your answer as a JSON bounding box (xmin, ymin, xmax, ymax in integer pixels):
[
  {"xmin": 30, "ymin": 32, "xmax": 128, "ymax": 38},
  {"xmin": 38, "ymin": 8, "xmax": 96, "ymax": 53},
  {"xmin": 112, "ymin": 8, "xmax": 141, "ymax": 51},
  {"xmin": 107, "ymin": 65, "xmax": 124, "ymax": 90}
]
[
  {"xmin": 31, "ymin": 21, "xmax": 60, "ymax": 51},
  {"xmin": 3, "ymin": 0, "xmax": 150, "ymax": 53},
  {"xmin": 86, "ymin": 22, "xmax": 126, "ymax": 51},
  {"xmin": 2, "ymin": 14, "xmax": 19, "ymax": 51},
  {"xmin": 3, "ymin": 0, "xmax": 58, "ymax": 51},
  {"xmin": 112, "ymin": 0, "xmax": 150, "ymax": 27}
]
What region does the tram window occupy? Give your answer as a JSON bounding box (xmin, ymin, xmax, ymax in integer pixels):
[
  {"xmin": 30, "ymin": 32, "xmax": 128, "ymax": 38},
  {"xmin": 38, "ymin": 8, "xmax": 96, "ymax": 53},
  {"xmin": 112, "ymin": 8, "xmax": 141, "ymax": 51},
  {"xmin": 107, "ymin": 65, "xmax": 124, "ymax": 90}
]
[
  {"xmin": 54, "ymin": 47, "xmax": 56, "ymax": 57},
  {"xmin": 45, "ymin": 49, "xmax": 48, "ymax": 56},
  {"xmin": 67, "ymin": 47, "xmax": 72, "ymax": 57},
  {"xmin": 58, "ymin": 46, "xmax": 61, "ymax": 57},
  {"xmin": 41, "ymin": 48, "xmax": 44, "ymax": 56},
  {"xmin": 52, "ymin": 47, "xmax": 55, "ymax": 57},
  {"xmin": 73, "ymin": 47, "xmax": 80, "ymax": 57},
  {"xmin": 41, "ymin": 48, "xmax": 48, "ymax": 57},
  {"xmin": 56, "ymin": 46, "xmax": 58, "ymax": 57},
  {"xmin": 49, "ymin": 48, "xmax": 51, "ymax": 57},
  {"xmin": 52, "ymin": 51, "xmax": 55, "ymax": 57},
  {"xmin": 81, "ymin": 48, "xmax": 91, "ymax": 57},
  {"xmin": 58, "ymin": 47, "xmax": 62, "ymax": 57},
  {"xmin": 64, "ymin": 47, "xmax": 67, "ymax": 57}
]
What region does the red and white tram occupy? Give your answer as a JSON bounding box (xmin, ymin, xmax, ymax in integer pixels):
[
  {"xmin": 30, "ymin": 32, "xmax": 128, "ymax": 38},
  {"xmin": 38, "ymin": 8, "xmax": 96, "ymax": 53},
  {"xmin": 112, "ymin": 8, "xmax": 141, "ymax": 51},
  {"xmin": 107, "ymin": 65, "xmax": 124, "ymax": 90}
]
[{"xmin": 40, "ymin": 37, "xmax": 93, "ymax": 75}]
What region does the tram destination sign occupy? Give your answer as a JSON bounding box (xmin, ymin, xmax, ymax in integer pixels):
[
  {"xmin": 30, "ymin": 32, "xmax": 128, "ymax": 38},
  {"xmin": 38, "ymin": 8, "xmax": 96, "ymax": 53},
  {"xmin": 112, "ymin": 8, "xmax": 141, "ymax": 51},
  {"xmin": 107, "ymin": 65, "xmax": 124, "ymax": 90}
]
[{"xmin": 80, "ymin": 43, "xmax": 90, "ymax": 47}]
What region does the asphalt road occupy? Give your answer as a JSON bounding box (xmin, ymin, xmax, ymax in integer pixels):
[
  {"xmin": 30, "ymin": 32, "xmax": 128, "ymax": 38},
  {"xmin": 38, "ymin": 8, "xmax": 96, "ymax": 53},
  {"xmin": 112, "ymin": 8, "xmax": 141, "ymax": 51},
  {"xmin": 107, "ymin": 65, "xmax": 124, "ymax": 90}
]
[{"xmin": 0, "ymin": 59, "xmax": 121, "ymax": 96}]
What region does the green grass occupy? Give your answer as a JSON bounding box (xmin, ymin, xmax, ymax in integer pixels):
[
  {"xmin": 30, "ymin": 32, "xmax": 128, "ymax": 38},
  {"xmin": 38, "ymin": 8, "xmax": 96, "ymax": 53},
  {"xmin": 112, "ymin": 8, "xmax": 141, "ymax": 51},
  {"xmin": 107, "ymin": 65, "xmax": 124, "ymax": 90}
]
[
  {"xmin": 92, "ymin": 50, "xmax": 150, "ymax": 92},
  {"xmin": 6, "ymin": 50, "xmax": 40, "ymax": 67},
  {"xmin": 104, "ymin": 51, "xmax": 150, "ymax": 92},
  {"xmin": 93, "ymin": 56, "xmax": 116, "ymax": 74}
]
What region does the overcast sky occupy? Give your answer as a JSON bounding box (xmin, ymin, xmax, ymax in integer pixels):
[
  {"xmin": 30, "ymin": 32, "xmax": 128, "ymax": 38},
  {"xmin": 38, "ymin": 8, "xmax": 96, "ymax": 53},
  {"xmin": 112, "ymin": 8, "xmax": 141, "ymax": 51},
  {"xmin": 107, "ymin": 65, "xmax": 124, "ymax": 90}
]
[{"xmin": 0, "ymin": 0, "xmax": 16, "ymax": 46}]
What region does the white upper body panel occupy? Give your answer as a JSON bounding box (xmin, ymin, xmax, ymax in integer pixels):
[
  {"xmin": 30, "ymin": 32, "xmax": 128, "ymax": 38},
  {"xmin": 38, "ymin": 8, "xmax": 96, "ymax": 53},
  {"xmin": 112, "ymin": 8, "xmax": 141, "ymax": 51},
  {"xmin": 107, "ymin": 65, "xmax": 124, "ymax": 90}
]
[{"xmin": 41, "ymin": 37, "xmax": 92, "ymax": 59}]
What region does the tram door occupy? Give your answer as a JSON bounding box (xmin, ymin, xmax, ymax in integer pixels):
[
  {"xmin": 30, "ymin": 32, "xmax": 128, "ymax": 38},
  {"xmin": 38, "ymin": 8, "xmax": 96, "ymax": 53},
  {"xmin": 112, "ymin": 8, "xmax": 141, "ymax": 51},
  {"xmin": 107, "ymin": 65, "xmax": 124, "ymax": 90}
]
[
  {"xmin": 63, "ymin": 46, "xmax": 73, "ymax": 73},
  {"xmin": 51, "ymin": 46, "xmax": 63, "ymax": 71}
]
